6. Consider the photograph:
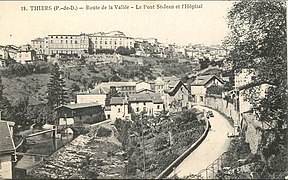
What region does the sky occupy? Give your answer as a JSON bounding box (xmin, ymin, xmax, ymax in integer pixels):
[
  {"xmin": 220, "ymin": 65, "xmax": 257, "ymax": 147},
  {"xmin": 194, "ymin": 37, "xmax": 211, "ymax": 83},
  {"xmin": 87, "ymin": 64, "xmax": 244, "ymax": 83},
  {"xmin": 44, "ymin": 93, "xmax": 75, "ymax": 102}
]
[{"xmin": 0, "ymin": 1, "xmax": 235, "ymax": 46}]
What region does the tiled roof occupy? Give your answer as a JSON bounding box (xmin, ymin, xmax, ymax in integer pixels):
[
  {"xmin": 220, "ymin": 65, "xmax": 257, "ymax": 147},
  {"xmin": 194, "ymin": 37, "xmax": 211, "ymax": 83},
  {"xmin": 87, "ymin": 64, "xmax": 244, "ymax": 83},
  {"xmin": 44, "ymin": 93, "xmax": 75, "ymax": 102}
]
[
  {"xmin": 166, "ymin": 81, "xmax": 190, "ymax": 96},
  {"xmin": 0, "ymin": 121, "xmax": 15, "ymax": 153},
  {"xmin": 110, "ymin": 93, "xmax": 164, "ymax": 105},
  {"xmin": 110, "ymin": 97, "xmax": 127, "ymax": 105},
  {"xmin": 191, "ymin": 75, "xmax": 224, "ymax": 86},
  {"xmin": 98, "ymin": 81, "xmax": 137, "ymax": 88},
  {"xmin": 129, "ymin": 94, "xmax": 153, "ymax": 102},
  {"xmin": 56, "ymin": 102, "xmax": 101, "ymax": 110}
]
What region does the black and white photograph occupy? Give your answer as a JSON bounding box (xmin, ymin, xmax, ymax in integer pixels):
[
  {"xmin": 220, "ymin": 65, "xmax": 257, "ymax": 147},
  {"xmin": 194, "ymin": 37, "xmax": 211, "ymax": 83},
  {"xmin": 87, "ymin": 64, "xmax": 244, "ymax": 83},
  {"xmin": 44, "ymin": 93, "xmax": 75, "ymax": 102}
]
[{"xmin": 0, "ymin": 0, "xmax": 287, "ymax": 179}]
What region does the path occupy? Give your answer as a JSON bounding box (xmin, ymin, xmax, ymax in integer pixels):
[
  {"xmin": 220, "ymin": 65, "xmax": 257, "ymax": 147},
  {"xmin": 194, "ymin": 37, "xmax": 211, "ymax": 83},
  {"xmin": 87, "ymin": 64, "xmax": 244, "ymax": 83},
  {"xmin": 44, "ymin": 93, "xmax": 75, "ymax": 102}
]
[{"xmin": 168, "ymin": 106, "xmax": 233, "ymax": 178}]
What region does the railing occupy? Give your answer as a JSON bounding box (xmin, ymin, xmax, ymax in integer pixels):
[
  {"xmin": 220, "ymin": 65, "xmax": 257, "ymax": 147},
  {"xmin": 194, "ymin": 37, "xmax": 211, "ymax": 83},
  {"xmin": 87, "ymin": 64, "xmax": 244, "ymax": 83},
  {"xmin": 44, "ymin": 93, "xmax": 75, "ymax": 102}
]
[{"xmin": 155, "ymin": 118, "xmax": 210, "ymax": 179}]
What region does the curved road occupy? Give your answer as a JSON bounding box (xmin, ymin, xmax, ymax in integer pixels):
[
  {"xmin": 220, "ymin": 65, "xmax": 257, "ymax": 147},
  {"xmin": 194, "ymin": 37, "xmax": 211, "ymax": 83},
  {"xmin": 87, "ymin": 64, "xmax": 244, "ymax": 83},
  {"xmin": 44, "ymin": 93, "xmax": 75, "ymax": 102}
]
[{"xmin": 168, "ymin": 106, "xmax": 233, "ymax": 178}]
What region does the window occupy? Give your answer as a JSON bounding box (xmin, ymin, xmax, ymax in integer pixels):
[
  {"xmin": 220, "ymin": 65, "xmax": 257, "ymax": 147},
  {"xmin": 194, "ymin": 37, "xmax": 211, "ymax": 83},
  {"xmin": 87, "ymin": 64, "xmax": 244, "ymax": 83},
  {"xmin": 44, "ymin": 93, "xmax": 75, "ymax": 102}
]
[
  {"xmin": 75, "ymin": 40, "xmax": 78, "ymax": 44},
  {"xmin": 143, "ymin": 107, "xmax": 146, "ymax": 112},
  {"xmin": 143, "ymin": 102, "xmax": 146, "ymax": 106},
  {"xmin": 118, "ymin": 108, "xmax": 121, "ymax": 113},
  {"xmin": 90, "ymin": 114, "xmax": 93, "ymax": 117},
  {"xmin": 136, "ymin": 107, "xmax": 139, "ymax": 112},
  {"xmin": 157, "ymin": 105, "xmax": 160, "ymax": 109},
  {"xmin": 79, "ymin": 116, "xmax": 82, "ymax": 120}
]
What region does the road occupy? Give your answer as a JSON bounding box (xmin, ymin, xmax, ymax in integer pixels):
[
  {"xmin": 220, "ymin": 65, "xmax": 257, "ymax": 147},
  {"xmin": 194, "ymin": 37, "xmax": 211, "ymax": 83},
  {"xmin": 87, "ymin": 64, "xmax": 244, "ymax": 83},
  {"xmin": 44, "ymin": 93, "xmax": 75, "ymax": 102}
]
[{"xmin": 168, "ymin": 106, "xmax": 234, "ymax": 178}]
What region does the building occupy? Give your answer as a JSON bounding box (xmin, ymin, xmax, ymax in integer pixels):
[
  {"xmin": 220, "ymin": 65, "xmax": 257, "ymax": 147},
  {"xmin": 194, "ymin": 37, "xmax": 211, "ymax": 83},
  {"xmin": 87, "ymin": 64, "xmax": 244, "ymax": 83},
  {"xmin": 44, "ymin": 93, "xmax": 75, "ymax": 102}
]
[
  {"xmin": 0, "ymin": 121, "xmax": 16, "ymax": 179},
  {"xmin": 76, "ymin": 86, "xmax": 109, "ymax": 106},
  {"xmin": 235, "ymin": 68, "xmax": 256, "ymax": 88},
  {"xmin": 96, "ymin": 81, "xmax": 138, "ymax": 96},
  {"xmin": 55, "ymin": 102, "xmax": 105, "ymax": 124},
  {"xmin": 48, "ymin": 33, "xmax": 90, "ymax": 55},
  {"xmin": 191, "ymin": 75, "xmax": 224, "ymax": 104},
  {"xmin": 16, "ymin": 45, "xmax": 36, "ymax": 64},
  {"xmin": 153, "ymin": 76, "xmax": 180, "ymax": 95},
  {"xmin": 109, "ymin": 92, "xmax": 164, "ymax": 121},
  {"xmin": 0, "ymin": 46, "xmax": 9, "ymax": 60},
  {"xmin": 164, "ymin": 81, "xmax": 191, "ymax": 112},
  {"xmin": 90, "ymin": 31, "xmax": 135, "ymax": 51},
  {"xmin": 31, "ymin": 37, "xmax": 49, "ymax": 55},
  {"xmin": 109, "ymin": 96, "xmax": 129, "ymax": 121},
  {"xmin": 135, "ymin": 81, "xmax": 151, "ymax": 92},
  {"xmin": 5, "ymin": 45, "xmax": 18, "ymax": 60}
]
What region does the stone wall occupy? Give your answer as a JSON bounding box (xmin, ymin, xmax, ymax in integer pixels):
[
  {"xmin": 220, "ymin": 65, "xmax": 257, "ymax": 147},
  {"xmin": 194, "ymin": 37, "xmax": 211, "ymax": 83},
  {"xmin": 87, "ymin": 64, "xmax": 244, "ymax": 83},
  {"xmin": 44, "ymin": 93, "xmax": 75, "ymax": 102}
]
[
  {"xmin": 205, "ymin": 94, "xmax": 266, "ymax": 155},
  {"xmin": 205, "ymin": 95, "xmax": 239, "ymax": 126}
]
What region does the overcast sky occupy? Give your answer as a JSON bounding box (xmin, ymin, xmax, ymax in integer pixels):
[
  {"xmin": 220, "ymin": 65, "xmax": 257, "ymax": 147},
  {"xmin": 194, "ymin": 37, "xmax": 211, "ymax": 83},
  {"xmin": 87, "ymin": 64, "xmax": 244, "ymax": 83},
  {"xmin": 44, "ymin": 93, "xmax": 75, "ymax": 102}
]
[{"xmin": 0, "ymin": 1, "xmax": 235, "ymax": 46}]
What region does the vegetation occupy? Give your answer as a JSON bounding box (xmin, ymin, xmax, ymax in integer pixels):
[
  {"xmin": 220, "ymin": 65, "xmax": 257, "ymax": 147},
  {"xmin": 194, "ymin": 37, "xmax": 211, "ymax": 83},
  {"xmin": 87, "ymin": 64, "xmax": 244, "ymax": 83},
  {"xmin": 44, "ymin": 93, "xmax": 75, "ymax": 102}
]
[
  {"xmin": 226, "ymin": 0, "xmax": 287, "ymax": 178},
  {"xmin": 1, "ymin": 61, "xmax": 53, "ymax": 78},
  {"xmin": 206, "ymin": 85, "xmax": 224, "ymax": 95},
  {"xmin": 114, "ymin": 109, "xmax": 206, "ymax": 178},
  {"xmin": 116, "ymin": 46, "xmax": 136, "ymax": 56},
  {"xmin": 46, "ymin": 63, "xmax": 68, "ymax": 108}
]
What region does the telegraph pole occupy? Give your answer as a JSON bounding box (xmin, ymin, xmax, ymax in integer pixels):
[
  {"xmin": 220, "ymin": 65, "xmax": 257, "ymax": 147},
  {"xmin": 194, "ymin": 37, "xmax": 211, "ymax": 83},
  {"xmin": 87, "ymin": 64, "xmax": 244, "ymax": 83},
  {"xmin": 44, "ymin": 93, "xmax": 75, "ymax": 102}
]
[{"xmin": 141, "ymin": 113, "xmax": 146, "ymax": 178}]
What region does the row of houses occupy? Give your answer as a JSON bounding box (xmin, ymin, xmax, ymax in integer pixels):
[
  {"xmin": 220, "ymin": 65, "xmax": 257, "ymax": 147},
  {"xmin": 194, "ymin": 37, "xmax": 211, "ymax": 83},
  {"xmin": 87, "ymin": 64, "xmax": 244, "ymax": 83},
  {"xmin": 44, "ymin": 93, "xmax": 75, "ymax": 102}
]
[
  {"xmin": 0, "ymin": 45, "xmax": 37, "ymax": 66},
  {"xmin": 54, "ymin": 73, "xmax": 227, "ymax": 125}
]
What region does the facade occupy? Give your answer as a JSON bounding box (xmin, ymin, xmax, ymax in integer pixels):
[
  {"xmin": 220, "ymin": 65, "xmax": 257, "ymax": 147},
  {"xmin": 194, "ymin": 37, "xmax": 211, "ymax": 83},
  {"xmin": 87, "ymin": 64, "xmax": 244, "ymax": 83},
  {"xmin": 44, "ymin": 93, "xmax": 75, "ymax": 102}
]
[
  {"xmin": 0, "ymin": 121, "xmax": 15, "ymax": 179},
  {"xmin": 16, "ymin": 45, "xmax": 36, "ymax": 64},
  {"xmin": 164, "ymin": 81, "xmax": 191, "ymax": 111},
  {"xmin": 153, "ymin": 76, "xmax": 180, "ymax": 95},
  {"xmin": 109, "ymin": 92, "xmax": 164, "ymax": 121},
  {"xmin": 55, "ymin": 102, "xmax": 104, "ymax": 124},
  {"xmin": 191, "ymin": 75, "xmax": 224, "ymax": 104},
  {"xmin": 48, "ymin": 34, "xmax": 90, "ymax": 55},
  {"xmin": 96, "ymin": 81, "xmax": 138, "ymax": 96},
  {"xmin": 110, "ymin": 97, "xmax": 129, "ymax": 121},
  {"xmin": 90, "ymin": 31, "xmax": 135, "ymax": 51},
  {"xmin": 31, "ymin": 37, "xmax": 49, "ymax": 56},
  {"xmin": 76, "ymin": 87, "xmax": 109, "ymax": 106},
  {"xmin": 5, "ymin": 45, "xmax": 18, "ymax": 60}
]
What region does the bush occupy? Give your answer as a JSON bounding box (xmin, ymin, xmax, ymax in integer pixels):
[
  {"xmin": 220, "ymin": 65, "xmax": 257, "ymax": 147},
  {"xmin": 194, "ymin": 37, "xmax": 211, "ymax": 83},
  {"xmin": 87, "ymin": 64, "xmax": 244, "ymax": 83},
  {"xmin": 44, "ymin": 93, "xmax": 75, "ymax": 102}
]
[
  {"xmin": 96, "ymin": 127, "xmax": 112, "ymax": 137},
  {"xmin": 206, "ymin": 85, "xmax": 224, "ymax": 95}
]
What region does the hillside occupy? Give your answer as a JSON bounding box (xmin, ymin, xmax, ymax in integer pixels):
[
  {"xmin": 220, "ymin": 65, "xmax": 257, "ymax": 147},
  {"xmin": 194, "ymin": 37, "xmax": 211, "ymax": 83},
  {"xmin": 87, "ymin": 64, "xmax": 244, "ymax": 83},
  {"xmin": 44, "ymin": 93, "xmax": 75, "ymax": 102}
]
[{"xmin": 2, "ymin": 74, "xmax": 50, "ymax": 105}]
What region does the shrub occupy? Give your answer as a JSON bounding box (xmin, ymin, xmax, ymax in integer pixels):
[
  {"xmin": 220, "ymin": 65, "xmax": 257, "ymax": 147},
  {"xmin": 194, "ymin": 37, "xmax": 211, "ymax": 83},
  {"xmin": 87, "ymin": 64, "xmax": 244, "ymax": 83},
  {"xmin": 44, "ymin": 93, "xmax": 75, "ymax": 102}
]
[{"xmin": 96, "ymin": 127, "xmax": 112, "ymax": 137}]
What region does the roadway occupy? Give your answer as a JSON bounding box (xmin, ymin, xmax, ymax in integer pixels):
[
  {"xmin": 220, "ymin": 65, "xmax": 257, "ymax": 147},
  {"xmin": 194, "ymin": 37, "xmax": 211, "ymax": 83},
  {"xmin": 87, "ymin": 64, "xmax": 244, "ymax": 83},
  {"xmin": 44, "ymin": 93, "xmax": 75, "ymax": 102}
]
[{"xmin": 168, "ymin": 106, "xmax": 234, "ymax": 178}]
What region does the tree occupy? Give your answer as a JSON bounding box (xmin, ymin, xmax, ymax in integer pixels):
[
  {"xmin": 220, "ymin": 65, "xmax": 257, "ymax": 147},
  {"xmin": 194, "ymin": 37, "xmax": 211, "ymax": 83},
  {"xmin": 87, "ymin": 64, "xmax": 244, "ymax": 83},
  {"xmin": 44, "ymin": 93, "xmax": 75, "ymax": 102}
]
[
  {"xmin": 226, "ymin": 1, "xmax": 287, "ymax": 178},
  {"xmin": 199, "ymin": 58, "xmax": 210, "ymax": 70},
  {"xmin": 0, "ymin": 75, "xmax": 12, "ymax": 119},
  {"xmin": 46, "ymin": 63, "xmax": 68, "ymax": 108}
]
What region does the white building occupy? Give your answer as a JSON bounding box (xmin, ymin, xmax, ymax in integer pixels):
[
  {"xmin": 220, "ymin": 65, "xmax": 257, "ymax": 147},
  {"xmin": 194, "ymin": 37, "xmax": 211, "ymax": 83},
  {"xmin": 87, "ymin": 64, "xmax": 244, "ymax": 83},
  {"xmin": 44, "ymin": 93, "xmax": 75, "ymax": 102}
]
[
  {"xmin": 90, "ymin": 31, "xmax": 135, "ymax": 51},
  {"xmin": 191, "ymin": 75, "xmax": 224, "ymax": 104},
  {"xmin": 76, "ymin": 87, "xmax": 109, "ymax": 106},
  {"xmin": 164, "ymin": 81, "xmax": 191, "ymax": 112},
  {"xmin": 109, "ymin": 92, "xmax": 164, "ymax": 121},
  {"xmin": 16, "ymin": 45, "xmax": 36, "ymax": 64}
]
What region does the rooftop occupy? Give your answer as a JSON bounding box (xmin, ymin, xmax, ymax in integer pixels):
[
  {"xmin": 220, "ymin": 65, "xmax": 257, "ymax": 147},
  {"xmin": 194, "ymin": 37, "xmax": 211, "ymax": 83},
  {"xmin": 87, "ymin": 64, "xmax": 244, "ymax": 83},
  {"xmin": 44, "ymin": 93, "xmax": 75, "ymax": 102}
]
[
  {"xmin": 191, "ymin": 75, "xmax": 224, "ymax": 86},
  {"xmin": 0, "ymin": 121, "xmax": 15, "ymax": 153},
  {"xmin": 98, "ymin": 81, "xmax": 137, "ymax": 88},
  {"xmin": 56, "ymin": 102, "xmax": 101, "ymax": 110}
]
